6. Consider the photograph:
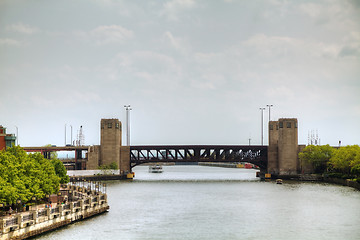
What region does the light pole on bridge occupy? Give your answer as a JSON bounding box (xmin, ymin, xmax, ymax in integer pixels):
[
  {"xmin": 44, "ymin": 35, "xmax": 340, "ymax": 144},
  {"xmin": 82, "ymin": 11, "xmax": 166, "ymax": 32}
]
[
  {"xmin": 266, "ymin": 104, "xmax": 273, "ymax": 122},
  {"xmin": 124, "ymin": 105, "xmax": 132, "ymax": 146},
  {"xmin": 259, "ymin": 107, "xmax": 265, "ymax": 145}
]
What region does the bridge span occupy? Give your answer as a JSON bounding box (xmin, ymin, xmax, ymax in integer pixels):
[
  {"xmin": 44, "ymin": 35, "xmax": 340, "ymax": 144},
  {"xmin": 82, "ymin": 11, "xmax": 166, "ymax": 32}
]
[{"xmin": 130, "ymin": 145, "xmax": 268, "ymax": 170}]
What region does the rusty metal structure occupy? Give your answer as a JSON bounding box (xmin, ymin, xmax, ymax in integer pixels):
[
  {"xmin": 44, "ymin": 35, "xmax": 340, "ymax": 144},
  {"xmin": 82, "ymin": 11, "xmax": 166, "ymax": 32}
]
[{"xmin": 130, "ymin": 145, "xmax": 268, "ymax": 170}]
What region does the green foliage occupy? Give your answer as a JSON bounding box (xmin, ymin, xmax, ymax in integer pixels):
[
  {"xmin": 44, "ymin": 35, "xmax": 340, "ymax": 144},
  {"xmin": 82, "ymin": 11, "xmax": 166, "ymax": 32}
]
[
  {"xmin": 299, "ymin": 145, "xmax": 333, "ymax": 173},
  {"xmin": 98, "ymin": 162, "xmax": 118, "ymax": 170},
  {"xmin": 0, "ymin": 146, "xmax": 61, "ymax": 205},
  {"xmin": 326, "ymin": 172, "xmax": 343, "ymax": 178},
  {"xmin": 51, "ymin": 158, "xmax": 69, "ymax": 184},
  {"xmin": 43, "ymin": 144, "xmax": 69, "ymax": 183},
  {"xmin": 328, "ymin": 145, "xmax": 360, "ymax": 175}
]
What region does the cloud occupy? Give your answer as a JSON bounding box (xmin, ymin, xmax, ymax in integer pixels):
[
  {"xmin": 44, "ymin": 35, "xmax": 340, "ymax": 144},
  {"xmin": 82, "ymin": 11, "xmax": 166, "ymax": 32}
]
[
  {"xmin": 0, "ymin": 38, "xmax": 23, "ymax": 46},
  {"xmin": 299, "ymin": 1, "xmax": 358, "ymax": 29},
  {"xmin": 162, "ymin": 0, "xmax": 196, "ymax": 20},
  {"xmin": 163, "ymin": 31, "xmax": 189, "ymax": 54},
  {"xmin": 6, "ymin": 23, "xmax": 40, "ymax": 34},
  {"xmin": 76, "ymin": 25, "xmax": 134, "ymax": 45},
  {"xmin": 338, "ymin": 31, "xmax": 360, "ymax": 58}
]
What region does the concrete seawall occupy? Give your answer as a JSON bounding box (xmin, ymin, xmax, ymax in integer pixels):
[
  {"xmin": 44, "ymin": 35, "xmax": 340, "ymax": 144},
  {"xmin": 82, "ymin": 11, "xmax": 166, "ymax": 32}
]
[
  {"xmin": 324, "ymin": 178, "xmax": 360, "ymax": 191},
  {"xmin": 0, "ymin": 185, "xmax": 109, "ymax": 240}
]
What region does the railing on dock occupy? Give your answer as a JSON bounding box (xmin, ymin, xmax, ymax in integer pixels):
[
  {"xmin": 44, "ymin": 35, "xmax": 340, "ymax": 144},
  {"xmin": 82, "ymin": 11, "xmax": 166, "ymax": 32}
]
[
  {"xmin": 37, "ymin": 209, "xmax": 47, "ymax": 218},
  {"xmin": 22, "ymin": 213, "xmax": 33, "ymax": 222},
  {"xmin": 63, "ymin": 204, "xmax": 71, "ymax": 210},
  {"xmin": 5, "ymin": 217, "xmax": 18, "ymax": 227},
  {"xmin": 0, "ymin": 187, "xmax": 108, "ymax": 235}
]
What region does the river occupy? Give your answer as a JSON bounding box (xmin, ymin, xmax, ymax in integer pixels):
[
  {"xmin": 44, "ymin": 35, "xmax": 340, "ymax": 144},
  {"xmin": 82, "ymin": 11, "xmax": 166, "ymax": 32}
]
[{"xmin": 34, "ymin": 165, "xmax": 360, "ymax": 240}]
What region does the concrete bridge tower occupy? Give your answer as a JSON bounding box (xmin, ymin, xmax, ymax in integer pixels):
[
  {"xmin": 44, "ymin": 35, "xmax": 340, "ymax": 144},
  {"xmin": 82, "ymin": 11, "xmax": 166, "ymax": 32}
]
[
  {"xmin": 100, "ymin": 119, "xmax": 121, "ymax": 167},
  {"xmin": 268, "ymin": 118, "xmax": 299, "ymax": 176},
  {"xmin": 88, "ymin": 119, "xmax": 131, "ymax": 176}
]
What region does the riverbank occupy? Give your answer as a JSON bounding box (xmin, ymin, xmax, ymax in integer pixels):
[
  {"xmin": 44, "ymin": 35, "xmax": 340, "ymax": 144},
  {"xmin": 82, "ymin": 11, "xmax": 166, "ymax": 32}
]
[
  {"xmin": 67, "ymin": 170, "xmax": 135, "ymax": 181},
  {"xmin": 198, "ymin": 162, "xmax": 256, "ymax": 168},
  {"xmin": 0, "ymin": 184, "xmax": 109, "ymax": 240},
  {"xmin": 270, "ymin": 174, "xmax": 360, "ymax": 191},
  {"xmin": 196, "ymin": 163, "xmax": 360, "ymax": 191},
  {"xmin": 323, "ymin": 177, "xmax": 360, "ymax": 191}
]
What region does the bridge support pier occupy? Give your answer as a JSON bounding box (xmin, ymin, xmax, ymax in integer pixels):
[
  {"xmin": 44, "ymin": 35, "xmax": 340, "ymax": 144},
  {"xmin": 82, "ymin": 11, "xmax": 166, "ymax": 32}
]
[
  {"xmin": 42, "ymin": 151, "xmax": 51, "ymax": 159},
  {"xmin": 268, "ymin": 118, "xmax": 300, "ymax": 177}
]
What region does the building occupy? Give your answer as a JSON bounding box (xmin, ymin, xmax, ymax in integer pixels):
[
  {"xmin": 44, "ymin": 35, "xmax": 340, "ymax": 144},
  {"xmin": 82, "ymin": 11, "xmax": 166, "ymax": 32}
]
[{"xmin": 0, "ymin": 125, "xmax": 16, "ymax": 150}]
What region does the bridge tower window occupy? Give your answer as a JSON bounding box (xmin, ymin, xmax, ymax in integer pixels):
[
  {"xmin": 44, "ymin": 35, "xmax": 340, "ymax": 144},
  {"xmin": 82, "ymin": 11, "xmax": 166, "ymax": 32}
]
[
  {"xmin": 287, "ymin": 122, "xmax": 291, "ymax": 128},
  {"xmin": 107, "ymin": 123, "xmax": 112, "ymax": 128},
  {"xmin": 279, "ymin": 122, "xmax": 283, "ymax": 128},
  {"xmin": 269, "ymin": 124, "xmax": 273, "ymax": 130},
  {"xmin": 115, "ymin": 123, "xmax": 120, "ymax": 129}
]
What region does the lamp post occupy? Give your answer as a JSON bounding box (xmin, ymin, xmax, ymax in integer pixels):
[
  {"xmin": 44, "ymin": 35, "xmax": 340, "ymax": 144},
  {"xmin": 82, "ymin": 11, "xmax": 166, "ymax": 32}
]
[
  {"xmin": 124, "ymin": 105, "xmax": 132, "ymax": 146},
  {"xmin": 266, "ymin": 104, "xmax": 273, "ymax": 122},
  {"xmin": 15, "ymin": 126, "xmax": 18, "ymax": 145},
  {"xmin": 259, "ymin": 107, "xmax": 265, "ymax": 145},
  {"xmin": 65, "ymin": 124, "xmax": 67, "ymax": 146},
  {"xmin": 70, "ymin": 125, "xmax": 73, "ymax": 146}
]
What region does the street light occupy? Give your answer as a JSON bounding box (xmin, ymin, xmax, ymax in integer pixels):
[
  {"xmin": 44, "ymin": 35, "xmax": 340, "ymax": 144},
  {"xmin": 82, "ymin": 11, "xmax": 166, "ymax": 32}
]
[
  {"xmin": 65, "ymin": 124, "xmax": 67, "ymax": 146},
  {"xmin": 259, "ymin": 108, "xmax": 265, "ymax": 145},
  {"xmin": 70, "ymin": 125, "xmax": 73, "ymax": 146},
  {"xmin": 15, "ymin": 126, "xmax": 18, "ymax": 145},
  {"xmin": 124, "ymin": 105, "xmax": 132, "ymax": 146},
  {"xmin": 266, "ymin": 104, "xmax": 273, "ymax": 122}
]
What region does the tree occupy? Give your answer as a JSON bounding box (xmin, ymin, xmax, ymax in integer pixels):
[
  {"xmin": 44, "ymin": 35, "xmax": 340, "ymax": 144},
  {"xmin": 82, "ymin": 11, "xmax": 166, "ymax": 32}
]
[
  {"xmin": 328, "ymin": 145, "xmax": 360, "ymax": 175},
  {"xmin": 0, "ymin": 146, "xmax": 61, "ymax": 205},
  {"xmin": 299, "ymin": 145, "xmax": 333, "ymax": 173},
  {"xmin": 51, "ymin": 158, "xmax": 70, "ymax": 184}
]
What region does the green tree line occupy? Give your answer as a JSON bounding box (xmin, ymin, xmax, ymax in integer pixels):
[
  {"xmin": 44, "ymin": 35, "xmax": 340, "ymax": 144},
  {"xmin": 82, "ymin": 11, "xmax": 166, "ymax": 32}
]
[
  {"xmin": 0, "ymin": 146, "xmax": 69, "ymax": 205},
  {"xmin": 299, "ymin": 144, "xmax": 360, "ymax": 179}
]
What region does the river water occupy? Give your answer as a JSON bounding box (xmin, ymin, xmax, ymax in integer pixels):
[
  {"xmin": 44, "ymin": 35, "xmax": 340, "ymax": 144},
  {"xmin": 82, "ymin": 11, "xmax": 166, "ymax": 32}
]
[{"xmin": 34, "ymin": 165, "xmax": 360, "ymax": 240}]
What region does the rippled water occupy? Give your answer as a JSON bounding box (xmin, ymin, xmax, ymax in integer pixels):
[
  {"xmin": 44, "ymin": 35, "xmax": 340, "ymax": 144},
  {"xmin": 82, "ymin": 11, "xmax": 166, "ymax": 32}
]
[{"xmin": 34, "ymin": 165, "xmax": 360, "ymax": 240}]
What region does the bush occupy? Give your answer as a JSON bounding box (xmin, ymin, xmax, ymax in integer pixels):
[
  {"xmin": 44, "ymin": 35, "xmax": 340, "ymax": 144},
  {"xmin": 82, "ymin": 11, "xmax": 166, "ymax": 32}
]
[
  {"xmin": 342, "ymin": 174, "xmax": 352, "ymax": 179},
  {"xmin": 326, "ymin": 172, "xmax": 343, "ymax": 178}
]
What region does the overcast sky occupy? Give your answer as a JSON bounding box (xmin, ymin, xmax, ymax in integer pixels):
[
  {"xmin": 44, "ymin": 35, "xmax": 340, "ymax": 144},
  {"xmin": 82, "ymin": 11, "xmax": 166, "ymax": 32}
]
[{"xmin": 0, "ymin": 0, "xmax": 359, "ymax": 147}]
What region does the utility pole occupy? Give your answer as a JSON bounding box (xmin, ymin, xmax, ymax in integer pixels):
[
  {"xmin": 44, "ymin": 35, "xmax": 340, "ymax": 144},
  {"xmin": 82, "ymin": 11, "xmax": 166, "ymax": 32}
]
[
  {"xmin": 124, "ymin": 105, "xmax": 132, "ymax": 146},
  {"xmin": 259, "ymin": 107, "xmax": 265, "ymax": 145}
]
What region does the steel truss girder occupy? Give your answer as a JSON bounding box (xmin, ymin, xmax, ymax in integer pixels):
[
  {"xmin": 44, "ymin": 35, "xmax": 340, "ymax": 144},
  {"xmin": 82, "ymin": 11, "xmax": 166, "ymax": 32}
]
[{"xmin": 130, "ymin": 145, "xmax": 268, "ymax": 169}]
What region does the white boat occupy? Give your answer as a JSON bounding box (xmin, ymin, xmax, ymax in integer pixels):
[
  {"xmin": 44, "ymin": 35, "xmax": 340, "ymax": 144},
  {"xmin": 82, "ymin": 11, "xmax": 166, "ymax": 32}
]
[{"xmin": 149, "ymin": 165, "xmax": 163, "ymax": 173}]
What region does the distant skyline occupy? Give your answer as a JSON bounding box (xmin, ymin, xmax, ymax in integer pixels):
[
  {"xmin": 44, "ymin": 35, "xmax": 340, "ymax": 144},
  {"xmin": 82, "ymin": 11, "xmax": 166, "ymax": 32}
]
[{"xmin": 1, "ymin": 0, "xmax": 359, "ymax": 147}]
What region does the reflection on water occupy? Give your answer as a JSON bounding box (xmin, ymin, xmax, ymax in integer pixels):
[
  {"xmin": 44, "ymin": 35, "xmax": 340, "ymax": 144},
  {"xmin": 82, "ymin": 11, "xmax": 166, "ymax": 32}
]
[{"xmin": 35, "ymin": 165, "xmax": 360, "ymax": 240}]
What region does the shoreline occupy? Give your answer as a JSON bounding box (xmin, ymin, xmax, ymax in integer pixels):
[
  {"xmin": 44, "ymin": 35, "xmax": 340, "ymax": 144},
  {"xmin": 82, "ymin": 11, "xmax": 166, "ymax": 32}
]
[{"xmin": 197, "ymin": 163, "xmax": 360, "ymax": 191}]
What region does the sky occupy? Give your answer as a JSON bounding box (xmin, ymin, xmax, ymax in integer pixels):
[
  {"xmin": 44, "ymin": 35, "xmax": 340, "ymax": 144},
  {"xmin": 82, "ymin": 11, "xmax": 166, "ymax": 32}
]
[{"xmin": 0, "ymin": 0, "xmax": 359, "ymax": 147}]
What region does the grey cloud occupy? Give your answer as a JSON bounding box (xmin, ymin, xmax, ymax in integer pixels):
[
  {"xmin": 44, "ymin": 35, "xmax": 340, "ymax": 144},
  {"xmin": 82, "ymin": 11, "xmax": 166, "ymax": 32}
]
[{"xmin": 339, "ymin": 45, "xmax": 360, "ymax": 58}]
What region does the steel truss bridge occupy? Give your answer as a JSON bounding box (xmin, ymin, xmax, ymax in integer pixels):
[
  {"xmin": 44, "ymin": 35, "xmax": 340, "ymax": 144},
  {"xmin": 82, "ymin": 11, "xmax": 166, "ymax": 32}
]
[{"xmin": 130, "ymin": 145, "xmax": 268, "ymax": 170}]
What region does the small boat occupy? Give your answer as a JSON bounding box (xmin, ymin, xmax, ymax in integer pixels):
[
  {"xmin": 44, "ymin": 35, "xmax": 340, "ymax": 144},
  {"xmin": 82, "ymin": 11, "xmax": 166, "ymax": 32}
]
[
  {"xmin": 149, "ymin": 165, "xmax": 163, "ymax": 173},
  {"xmin": 276, "ymin": 179, "xmax": 283, "ymax": 184}
]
